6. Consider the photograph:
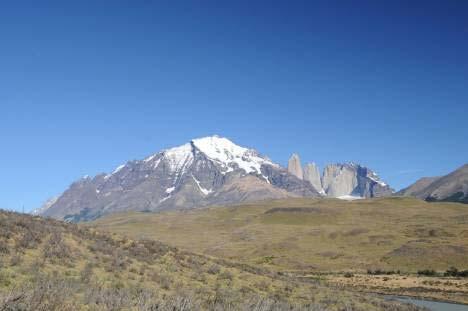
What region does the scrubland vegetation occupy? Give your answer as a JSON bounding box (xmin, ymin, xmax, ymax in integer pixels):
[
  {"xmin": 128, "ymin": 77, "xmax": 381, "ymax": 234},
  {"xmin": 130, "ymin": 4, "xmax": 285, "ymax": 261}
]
[
  {"xmin": 93, "ymin": 197, "xmax": 468, "ymax": 272},
  {"xmin": 0, "ymin": 209, "xmax": 423, "ymax": 310},
  {"xmin": 93, "ymin": 197, "xmax": 468, "ymax": 304}
]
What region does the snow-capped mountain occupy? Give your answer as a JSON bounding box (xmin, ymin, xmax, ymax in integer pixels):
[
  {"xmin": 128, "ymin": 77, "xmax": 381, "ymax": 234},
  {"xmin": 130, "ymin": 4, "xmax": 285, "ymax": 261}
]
[{"xmin": 40, "ymin": 136, "xmax": 319, "ymax": 221}]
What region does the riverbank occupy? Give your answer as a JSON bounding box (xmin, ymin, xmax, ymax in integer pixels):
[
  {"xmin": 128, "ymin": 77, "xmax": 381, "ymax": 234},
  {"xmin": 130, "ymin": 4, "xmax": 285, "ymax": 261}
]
[
  {"xmin": 303, "ymin": 273, "xmax": 468, "ymax": 305},
  {"xmin": 386, "ymin": 296, "xmax": 468, "ymax": 311}
]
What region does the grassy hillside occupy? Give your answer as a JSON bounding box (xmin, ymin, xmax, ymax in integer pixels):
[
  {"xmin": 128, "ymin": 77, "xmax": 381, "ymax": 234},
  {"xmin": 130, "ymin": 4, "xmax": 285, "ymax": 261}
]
[
  {"xmin": 93, "ymin": 197, "xmax": 468, "ymax": 273},
  {"xmin": 0, "ymin": 209, "xmax": 421, "ymax": 310}
]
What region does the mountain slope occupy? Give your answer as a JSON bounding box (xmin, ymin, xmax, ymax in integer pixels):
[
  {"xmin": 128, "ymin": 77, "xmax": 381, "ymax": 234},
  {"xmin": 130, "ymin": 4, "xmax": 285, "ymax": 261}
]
[
  {"xmin": 206, "ymin": 175, "xmax": 297, "ymax": 205},
  {"xmin": 398, "ymin": 164, "xmax": 468, "ymax": 203},
  {"xmin": 39, "ymin": 136, "xmax": 319, "ymax": 221},
  {"xmin": 397, "ymin": 177, "xmax": 441, "ymax": 196}
]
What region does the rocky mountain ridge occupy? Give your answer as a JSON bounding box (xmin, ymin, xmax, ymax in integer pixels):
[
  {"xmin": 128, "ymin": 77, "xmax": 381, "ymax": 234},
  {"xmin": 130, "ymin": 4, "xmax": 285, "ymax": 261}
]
[
  {"xmin": 398, "ymin": 164, "xmax": 468, "ymax": 203},
  {"xmin": 287, "ymin": 154, "xmax": 393, "ymax": 199},
  {"xmin": 37, "ymin": 135, "xmax": 397, "ymax": 222},
  {"xmin": 38, "ymin": 136, "xmax": 319, "ymax": 221}
]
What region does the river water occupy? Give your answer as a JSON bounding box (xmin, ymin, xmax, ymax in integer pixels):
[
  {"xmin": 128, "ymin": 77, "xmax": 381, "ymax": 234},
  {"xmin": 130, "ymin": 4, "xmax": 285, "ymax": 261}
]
[{"xmin": 386, "ymin": 296, "xmax": 468, "ymax": 311}]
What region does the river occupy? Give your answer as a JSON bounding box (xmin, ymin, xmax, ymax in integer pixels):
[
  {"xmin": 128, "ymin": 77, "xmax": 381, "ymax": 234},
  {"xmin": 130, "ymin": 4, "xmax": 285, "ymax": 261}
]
[{"xmin": 386, "ymin": 296, "xmax": 468, "ymax": 311}]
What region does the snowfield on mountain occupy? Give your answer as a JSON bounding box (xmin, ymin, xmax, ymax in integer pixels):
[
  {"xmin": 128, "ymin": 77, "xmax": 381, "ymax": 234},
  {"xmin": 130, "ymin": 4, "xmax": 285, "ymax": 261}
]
[{"xmin": 37, "ymin": 135, "xmax": 392, "ymax": 221}]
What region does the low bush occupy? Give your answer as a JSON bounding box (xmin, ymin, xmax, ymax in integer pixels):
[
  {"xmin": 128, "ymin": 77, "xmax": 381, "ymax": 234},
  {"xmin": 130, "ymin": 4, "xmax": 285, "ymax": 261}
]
[
  {"xmin": 0, "ymin": 240, "xmax": 9, "ymax": 254},
  {"xmin": 42, "ymin": 231, "xmax": 72, "ymax": 263},
  {"xmin": 0, "ymin": 209, "xmax": 427, "ymax": 311},
  {"xmin": 417, "ymin": 269, "xmax": 437, "ymax": 277},
  {"xmin": 444, "ymin": 267, "xmax": 468, "ymax": 277},
  {"xmin": 367, "ymin": 269, "xmax": 399, "ymax": 275},
  {"xmin": 207, "ymin": 264, "xmax": 221, "ymax": 275}
]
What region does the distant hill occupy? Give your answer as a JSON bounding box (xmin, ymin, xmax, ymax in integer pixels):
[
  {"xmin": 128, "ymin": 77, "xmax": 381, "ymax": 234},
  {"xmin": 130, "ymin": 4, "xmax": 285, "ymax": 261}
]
[
  {"xmin": 0, "ymin": 209, "xmax": 417, "ymax": 310},
  {"xmin": 397, "ymin": 177, "xmax": 441, "ymax": 196},
  {"xmin": 398, "ymin": 164, "xmax": 468, "ymax": 203}
]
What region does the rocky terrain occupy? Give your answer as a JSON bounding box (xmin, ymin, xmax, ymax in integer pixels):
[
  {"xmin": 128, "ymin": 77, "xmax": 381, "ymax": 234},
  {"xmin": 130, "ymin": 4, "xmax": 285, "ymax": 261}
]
[
  {"xmin": 36, "ymin": 136, "xmax": 392, "ymax": 222},
  {"xmin": 38, "ymin": 136, "xmax": 319, "ymax": 221},
  {"xmin": 396, "ymin": 177, "xmax": 441, "ymax": 197},
  {"xmin": 287, "ymin": 154, "xmax": 393, "ymax": 199},
  {"xmin": 398, "ymin": 164, "xmax": 468, "ymax": 203}
]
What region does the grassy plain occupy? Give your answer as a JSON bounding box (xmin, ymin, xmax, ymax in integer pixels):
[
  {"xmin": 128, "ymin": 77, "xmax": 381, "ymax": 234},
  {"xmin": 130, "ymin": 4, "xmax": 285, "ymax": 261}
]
[
  {"xmin": 93, "ymin": 197, "xmax": 468, "ymax": 304},
  {"xmin": 0, "ymin": 209, "xmax": 422, "ymax": 310},
  {"xmin": 94, "ymin": 197, "xmax": 468, "ymax": 272}
]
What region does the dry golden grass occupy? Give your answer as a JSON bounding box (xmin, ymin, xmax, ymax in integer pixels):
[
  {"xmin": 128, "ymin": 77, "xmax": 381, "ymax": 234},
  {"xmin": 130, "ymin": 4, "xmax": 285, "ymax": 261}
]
[
  {"xmin": 0, "ymin": 209, "xmax": 424, "ymax": 310},
  {"xmin": 91, "ymin": 196, "xmax": 468, "ymax": 304},
  {"xmin": 93, "ymin": 197, "xmax": 468, "ymax": 273}
]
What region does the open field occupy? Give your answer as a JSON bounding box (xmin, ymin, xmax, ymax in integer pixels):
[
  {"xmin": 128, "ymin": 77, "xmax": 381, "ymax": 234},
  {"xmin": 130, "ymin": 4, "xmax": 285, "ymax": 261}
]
[
  {"xmin": 93, "ymin": 197, "xmax": 468, "ymax": 303},
  {"xmin": 0, "ymin": 209, "xmax": 422, "ymax": 310},
  {"xmin": 94, "ymin": 197, "xmax": 468, "ymax": 272}
]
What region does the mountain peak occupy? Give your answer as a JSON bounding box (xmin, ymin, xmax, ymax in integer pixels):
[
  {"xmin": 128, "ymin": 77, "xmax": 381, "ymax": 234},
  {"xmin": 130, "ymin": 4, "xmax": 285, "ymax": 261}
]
[
  {"xmin": 191, "ymin": 135, "xmax": 246, "ymax": 156},
  {"xmin": 288, "ymin": 153, "xmax": 303, "ymax": 179},
  {"xmin": 141, "ymin": 135, "xmax": 276, "ymax": 177},
  {"xmin": 192, "ymin": 135, "xmax": 249, "ymax": 156},
  {"xmin": 157, "ymin": 135, "xmax": 253, "ymax": 174},
  {"xmin": 37, "ymin": 135, "xmax": 395, "ymax": 221},
  {"xmin": 190, "ymin": 135, "xmax": 275, "ymax": 175}
]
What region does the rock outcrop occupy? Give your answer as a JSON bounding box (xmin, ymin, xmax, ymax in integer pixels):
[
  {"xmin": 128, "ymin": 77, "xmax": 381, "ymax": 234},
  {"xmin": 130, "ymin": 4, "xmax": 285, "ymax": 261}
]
[
  {"xmin": 288, "ymin": 153, "xmax": 303, "ymax": 180},
  {"xmin": 322, "ymin": 163, "xmax": 393, "ymax": 198},
  {"xmin": 287, "ymin": 154, "xmax": 393, "ymax": 199},
  {"xmin": 322, "ymin": 164, "xmax": 359, "ymax": 197},
  {"xmin": 303, "ymin": 163, "xmax": 323, "ymax": 194}
]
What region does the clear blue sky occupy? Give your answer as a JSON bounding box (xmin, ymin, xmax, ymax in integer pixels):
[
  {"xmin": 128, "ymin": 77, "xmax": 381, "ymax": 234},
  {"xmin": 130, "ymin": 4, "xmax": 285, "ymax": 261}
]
[{"xmin": 1, "ymin": 1, "xmax": 467, "ymax": 211}]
